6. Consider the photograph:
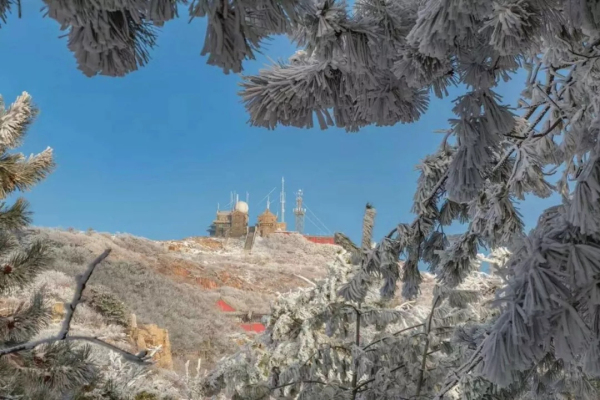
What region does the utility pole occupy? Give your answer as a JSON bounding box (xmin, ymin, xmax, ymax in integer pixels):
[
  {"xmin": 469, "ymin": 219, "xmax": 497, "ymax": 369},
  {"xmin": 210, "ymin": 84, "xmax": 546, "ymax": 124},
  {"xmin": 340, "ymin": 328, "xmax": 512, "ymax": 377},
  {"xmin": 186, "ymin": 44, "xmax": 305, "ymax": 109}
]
[{"xmin": 280, "ymin": 177, "xmax": 286, "ymax": 223}]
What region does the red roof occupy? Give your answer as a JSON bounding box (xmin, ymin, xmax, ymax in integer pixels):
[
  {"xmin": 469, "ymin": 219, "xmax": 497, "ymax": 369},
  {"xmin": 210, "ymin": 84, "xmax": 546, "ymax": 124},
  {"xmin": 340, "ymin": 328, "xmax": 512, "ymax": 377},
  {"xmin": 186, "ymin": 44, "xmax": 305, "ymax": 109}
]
[
  {"xmin": 273, "ymin": 231, "xmax": 335, "ymax": 245},
  {"xmin": 240, "ymin": 323, "xmax": 266, "ymax": 333},
  {"xmin": 304, "ymin": 235, "xmax": 335, "ymax": 245},
  {"xmin": 216, "ymin": 299, "xmax": 236, "ymax": 312},
  {"xmin": 216, "ymin": 300, "xmax": 266, "ymax": 334}
]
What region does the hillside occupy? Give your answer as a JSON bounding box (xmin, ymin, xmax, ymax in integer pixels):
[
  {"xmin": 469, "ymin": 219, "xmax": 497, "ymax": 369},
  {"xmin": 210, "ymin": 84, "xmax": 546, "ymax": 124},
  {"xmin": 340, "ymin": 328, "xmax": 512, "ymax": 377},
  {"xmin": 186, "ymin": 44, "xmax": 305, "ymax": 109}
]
[
  {"xmin": 4, "ymin": 268, "xmax": 186, "ymax": 398},
  {"xmin": 26, "ymin": 227, "xmax": 342, "ymax": 370}
]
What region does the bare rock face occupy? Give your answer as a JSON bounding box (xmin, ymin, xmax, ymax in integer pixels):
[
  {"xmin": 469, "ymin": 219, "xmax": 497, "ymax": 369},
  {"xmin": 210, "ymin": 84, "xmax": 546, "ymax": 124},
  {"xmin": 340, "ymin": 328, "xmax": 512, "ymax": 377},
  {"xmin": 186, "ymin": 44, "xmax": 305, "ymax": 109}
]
[
  {"xmin": 51, "ymin": 302, "xmax": 65, "ymax": 322},
  {"xmin": 334, "ymin": 232, "xmax": 359, "ymax": 257},
  {"xmin": 128, "ymin": 313, "xmax": 173, "ymax": 369}
]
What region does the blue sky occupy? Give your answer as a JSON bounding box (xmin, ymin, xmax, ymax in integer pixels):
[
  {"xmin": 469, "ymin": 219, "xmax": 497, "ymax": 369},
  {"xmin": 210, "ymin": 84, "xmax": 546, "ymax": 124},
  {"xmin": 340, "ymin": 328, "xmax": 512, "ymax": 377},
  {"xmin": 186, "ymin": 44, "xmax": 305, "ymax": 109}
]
[{"xmin": 0, "ymin": 4, "xmax": 561, "ymax": 244}]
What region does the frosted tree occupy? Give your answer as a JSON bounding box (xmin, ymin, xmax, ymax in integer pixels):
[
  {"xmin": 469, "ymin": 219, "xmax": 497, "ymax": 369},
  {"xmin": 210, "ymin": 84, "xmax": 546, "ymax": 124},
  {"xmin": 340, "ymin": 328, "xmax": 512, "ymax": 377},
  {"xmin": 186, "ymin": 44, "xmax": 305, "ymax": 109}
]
[
  {"xmin": 0, "ymin": 0, "xmax": 301, "ymax": 77},
  {"xmin": 234, "ymin": 0, "xmax": 600, "ymax": 396},
  {"xmin": 201, "ymin": 206, "xmax": 508, "ymax": 400},
  {"xmin": 3, "ymin": 0, "xmax": 600, "ymax": 396},
  {"xmin": 0, "ymin": 91, "xmax": 68, "ymax": 398},
  {"xmin": 0, "ymin": 92, "xmax": 151, "ymax": 399},
  {"xmin": 203, "ymin": 243, "xmax": 600, "ymax": 400}
]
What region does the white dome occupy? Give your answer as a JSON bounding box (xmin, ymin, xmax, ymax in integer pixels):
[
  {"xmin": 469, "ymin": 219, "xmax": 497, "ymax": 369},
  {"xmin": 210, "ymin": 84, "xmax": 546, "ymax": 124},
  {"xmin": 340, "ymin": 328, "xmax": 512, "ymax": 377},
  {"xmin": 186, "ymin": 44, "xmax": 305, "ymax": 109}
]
[{"xmin": 235, "ymin": 201, "xmax": 249, "ymax": 213}]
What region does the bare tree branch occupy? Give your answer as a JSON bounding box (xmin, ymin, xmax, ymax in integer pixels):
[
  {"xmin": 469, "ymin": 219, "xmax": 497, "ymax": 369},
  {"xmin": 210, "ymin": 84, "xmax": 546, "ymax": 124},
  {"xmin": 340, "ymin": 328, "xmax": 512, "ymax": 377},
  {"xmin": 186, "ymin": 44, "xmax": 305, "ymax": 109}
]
[
  {"xmin": 362, "ymin": 323, "xmax": 425, "ymax": 351},
  {"xmin": 59, "ymin": 249, "xmax": 111, "ymax": 339},
  {"xmin": 435, "ymin": 337, "xmax": 486, "ymax": 399},
  {"xmin": 415, "ymin": 295, "xmax": 441, "ymax": 398}
]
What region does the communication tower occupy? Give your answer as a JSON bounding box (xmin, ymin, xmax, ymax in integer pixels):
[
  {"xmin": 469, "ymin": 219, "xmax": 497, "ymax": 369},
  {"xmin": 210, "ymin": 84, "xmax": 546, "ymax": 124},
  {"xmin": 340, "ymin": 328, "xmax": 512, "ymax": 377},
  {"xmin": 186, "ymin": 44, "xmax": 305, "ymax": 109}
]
[{"xmin": 293, "ymin": 190, "xmax": 306, "ymax": 234}]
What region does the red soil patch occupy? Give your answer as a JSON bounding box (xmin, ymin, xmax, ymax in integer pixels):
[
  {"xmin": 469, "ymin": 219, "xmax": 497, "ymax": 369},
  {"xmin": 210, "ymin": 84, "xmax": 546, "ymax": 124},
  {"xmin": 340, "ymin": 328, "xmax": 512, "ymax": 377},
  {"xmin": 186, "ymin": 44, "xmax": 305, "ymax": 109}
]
[
  {"xmin": 217, "ymin": 271, "xmax": 245, "ymax": 289},
  {"xmin": 197, "ymin": 277, "xmax": 218, "ymax": 289}
]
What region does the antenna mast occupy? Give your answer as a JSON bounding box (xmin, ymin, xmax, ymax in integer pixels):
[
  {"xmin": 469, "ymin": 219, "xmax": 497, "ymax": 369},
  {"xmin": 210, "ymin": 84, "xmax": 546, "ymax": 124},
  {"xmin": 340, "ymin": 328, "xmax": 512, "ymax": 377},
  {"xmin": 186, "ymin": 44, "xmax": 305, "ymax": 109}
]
[
  {"xmin": 293, "ymin": 190, "xmax": 306, "ymax": 234},
  {"xmin": 280, "ymin": 177, "xmax": 285, "ymax": 223}
]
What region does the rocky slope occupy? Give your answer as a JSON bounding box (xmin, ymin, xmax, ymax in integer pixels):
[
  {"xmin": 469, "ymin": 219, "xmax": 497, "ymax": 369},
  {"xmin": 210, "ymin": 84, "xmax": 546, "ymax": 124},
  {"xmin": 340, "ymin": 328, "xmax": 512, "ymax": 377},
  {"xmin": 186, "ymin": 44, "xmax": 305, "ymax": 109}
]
[{"xmin": 27, "ymin": 228, "xmax": 341, "ymax": 371}]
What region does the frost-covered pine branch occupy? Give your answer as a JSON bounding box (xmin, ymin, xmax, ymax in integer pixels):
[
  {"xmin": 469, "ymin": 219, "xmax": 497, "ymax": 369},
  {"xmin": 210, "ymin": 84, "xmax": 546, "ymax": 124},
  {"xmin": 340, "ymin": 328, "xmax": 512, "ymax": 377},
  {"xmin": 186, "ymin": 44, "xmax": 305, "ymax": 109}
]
[
  {"xmin": 0, "ymin": 0, "xmax": 304, "ymax": 77},
  {"xmin": 0, "ymin": 92, "xmax": 152, "ymax": 399},
  {"xmin": 5, "ymin": 1, "xmax": 600, "ymax": 397},
  {"xmin": 292, "ymin": 5, "xmax": 600, "ymax": 392},
  {"xmin": 202, "ymin": 210, "xmax": 507, "ymax": 400}
]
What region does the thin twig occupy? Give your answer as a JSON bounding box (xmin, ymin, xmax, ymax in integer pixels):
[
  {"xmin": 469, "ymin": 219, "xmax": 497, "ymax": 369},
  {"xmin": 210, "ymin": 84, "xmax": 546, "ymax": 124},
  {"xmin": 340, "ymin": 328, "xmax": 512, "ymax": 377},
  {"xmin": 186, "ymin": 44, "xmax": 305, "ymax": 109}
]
[
  {"xmin": 525, "ymin": 105, "xmax": 551, "ymax": 137},
  {"xmin": 521, "ymin": 64, "xmax": 552, "ymax": 121},
  {"xmin": 66, "ymin": 336, "xmax": 152, "ymax": 364},
  {"xmin": 351, "ymin": 304, "xmax": 361, "ymax": 400},
  {"xmin": 435, "ymin": 338, "xmax": 486, "ymax": 399},
  {"xmin": 353, "ymin": 362, "xmax": 408, "ymax": 394},
  {"xmin": 0, "ymin": 323, "xmax": 151, "ymax": 365},
  {"xmin": 293, "ymin": 273, "xmax": 317, "ymax": 287},
  {"xmin": 386, "ymin": 173, "xmax": 448, "ymax": 239},
  {"xmin": 362, "ymin": 323, "xmax": 425, "ymax": 351},
  {"xmin": 415, "ymin": 295, "xmax": 441, "ymax": 397},
  {"xmin": 531, "ymin": 118, "xmax": 563, "ymax": 139}
]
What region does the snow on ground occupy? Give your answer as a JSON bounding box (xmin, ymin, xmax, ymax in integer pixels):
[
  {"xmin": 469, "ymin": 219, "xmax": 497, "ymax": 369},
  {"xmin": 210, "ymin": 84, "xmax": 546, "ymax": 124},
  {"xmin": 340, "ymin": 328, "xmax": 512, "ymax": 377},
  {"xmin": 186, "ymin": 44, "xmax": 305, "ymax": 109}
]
[{"xmin": 28, "ymin": 227, "xmax": 342, "ymax": 370}]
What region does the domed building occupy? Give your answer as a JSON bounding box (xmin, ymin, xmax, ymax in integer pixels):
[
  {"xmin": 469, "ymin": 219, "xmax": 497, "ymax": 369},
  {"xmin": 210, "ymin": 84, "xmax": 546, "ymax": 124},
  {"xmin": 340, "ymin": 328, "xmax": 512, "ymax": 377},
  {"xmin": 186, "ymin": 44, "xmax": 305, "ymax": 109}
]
[
  {"xmin": 209, "ymin": 200, "xmax": 249, "ymax": 238},
  {"xmin": 209, "ymin": 184, "xmax": 291, "ymax": 239},
  {"xmin": 230, "ymin": 201, "xmax": 249, "ymax": 237},
  {"xmin": 235, "ymin": 201, "xmax": 249, "ymax": 214}
]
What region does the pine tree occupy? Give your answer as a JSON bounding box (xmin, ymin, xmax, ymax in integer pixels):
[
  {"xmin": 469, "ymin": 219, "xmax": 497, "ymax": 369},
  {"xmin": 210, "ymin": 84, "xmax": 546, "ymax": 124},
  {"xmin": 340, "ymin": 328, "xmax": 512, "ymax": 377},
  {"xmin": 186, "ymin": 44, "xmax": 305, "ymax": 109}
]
[
  {"xmin": 4, "ymin": 0, "xmax": 600, "ymax": 396},
  {"xmin": 234, "ymin": 1, "xmax": 600, "ymax": 395},
  {"xmin": 0, "ymin": 92, "xmax": 151, "ymax": 399},
  {"xmin": 201, "ymin": 207, "xmax": 508, "ymax": 400},
  {"xmin": 0, "ymin": 91, "xmax": 77, "ymax": 398}
]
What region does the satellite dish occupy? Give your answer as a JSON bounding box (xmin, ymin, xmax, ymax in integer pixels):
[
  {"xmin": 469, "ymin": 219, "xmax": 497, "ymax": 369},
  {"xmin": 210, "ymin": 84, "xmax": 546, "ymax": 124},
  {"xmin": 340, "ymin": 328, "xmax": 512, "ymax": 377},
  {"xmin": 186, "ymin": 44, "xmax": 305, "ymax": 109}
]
[{"xmin": 235, "ymin": 201, "xmax": 249, "ymax": 213}]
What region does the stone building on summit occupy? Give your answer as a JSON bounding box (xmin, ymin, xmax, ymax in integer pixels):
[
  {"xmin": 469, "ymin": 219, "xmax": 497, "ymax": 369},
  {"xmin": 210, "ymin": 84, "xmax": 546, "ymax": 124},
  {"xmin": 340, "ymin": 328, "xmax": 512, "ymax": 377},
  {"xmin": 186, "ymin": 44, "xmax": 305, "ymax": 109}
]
[
  {"xmin": 256, "ymin": 207, "xmax": 287, "ymax": 237},
  {"xmin": 210, "ymin": 200, "xmax": 250, "ymax": 238},
  {"xmin": 209, "ymin": 197, "xmax": 285, "ymax": 239},
  {"xmin": 207, "ymin": 178, "xmax": 334, "ymax": 245}
]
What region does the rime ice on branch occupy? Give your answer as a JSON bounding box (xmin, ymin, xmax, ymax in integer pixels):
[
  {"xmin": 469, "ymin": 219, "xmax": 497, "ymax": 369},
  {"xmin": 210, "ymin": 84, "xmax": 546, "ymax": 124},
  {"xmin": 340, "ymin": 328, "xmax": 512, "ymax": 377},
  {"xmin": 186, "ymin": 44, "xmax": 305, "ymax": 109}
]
[{"xmin": 240, "ymin": 0, "xmax": 600, "ymax": 397}]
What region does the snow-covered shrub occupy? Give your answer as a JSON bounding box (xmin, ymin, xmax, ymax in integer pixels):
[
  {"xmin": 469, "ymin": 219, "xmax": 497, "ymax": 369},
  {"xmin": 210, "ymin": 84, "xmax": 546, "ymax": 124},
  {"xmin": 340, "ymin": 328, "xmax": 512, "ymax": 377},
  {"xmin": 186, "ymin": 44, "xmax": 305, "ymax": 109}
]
[{"xmin": 202, "ymin": 248, "xmax": 504, "ymax": 400}]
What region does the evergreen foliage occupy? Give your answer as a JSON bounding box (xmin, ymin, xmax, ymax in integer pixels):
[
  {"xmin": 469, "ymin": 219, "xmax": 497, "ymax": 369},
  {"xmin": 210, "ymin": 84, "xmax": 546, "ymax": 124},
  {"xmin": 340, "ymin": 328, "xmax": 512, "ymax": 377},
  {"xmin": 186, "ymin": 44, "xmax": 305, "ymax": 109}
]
[
  {"xmin": 0, "ymin": 92, "xmax": 151, "ymax": 399},
  {"xmin": 83, "ymin": 287, "xmax": 129, "ymax": 327},
  {"xmin": 299, "ymin": 2, "xmax": 600, "ymax": 395},
  {"xmin": 3, "ymin": 1, "xmax": 600, "ymax": 397},
  {"xmin": 0, "ymin": 91, "xmax": 73, "ymax": 398},
  {"xmin": 205, "ymin": 209, "xmax": 453, "ymax": 398},
  {"xmin": 234, "ymin": 1, "xmax": 600, "ymax": 395},
  {"xmin": 201, "ymin": 208, "xmax": 507, "ymax": 400}
]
